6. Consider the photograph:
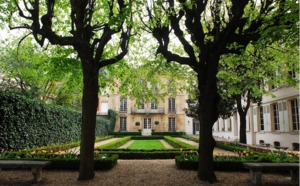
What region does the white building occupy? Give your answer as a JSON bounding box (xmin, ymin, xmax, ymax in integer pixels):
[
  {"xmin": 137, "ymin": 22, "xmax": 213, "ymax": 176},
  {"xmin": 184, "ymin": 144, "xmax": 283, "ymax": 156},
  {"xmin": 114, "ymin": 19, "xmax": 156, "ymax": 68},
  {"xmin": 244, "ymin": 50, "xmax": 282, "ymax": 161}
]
[{"xmin": 212, "ymin": 84, "xmax": 299, "ymax": 151}]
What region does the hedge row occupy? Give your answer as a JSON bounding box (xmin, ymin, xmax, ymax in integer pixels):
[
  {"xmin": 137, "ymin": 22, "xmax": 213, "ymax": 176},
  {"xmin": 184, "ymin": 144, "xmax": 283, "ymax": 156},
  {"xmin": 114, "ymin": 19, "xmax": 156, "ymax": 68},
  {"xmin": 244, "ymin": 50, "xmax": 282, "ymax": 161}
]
[
  {"xmin": 152, "ymin": 132, "xmax": 186, "ymax": 136},
  {"xmin": 0, "ymin": 91, "xmax": 116, "ymax": 150},
  {"xmin": 96, "ymin": 136, "xmax": 131, "ymax": 149},
  {"xmin": 46, "ymin": 154, "xmax": 119, "ymax": 170},
  {"xmin": 175, "ymin": 155, "xmax": 248, "ymax": 171},
  {"xmin": 98, "ymin": 150, "xmax": 181, "ymax": 159},
  {"xmin": 109, "ymin": 132, "xmax": 141, "ymax": 136},
  {"xmin": 163, "ymin": 136, "xmax": 197, "ymax": 150}
]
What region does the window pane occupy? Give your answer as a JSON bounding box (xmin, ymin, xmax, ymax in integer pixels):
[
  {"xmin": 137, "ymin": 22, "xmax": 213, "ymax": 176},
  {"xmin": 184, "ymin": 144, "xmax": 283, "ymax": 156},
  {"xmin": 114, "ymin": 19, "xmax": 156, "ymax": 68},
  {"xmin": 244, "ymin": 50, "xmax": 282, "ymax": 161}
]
[
  {"xmin": 120, "ymin": 117, "xmax": 127, "ymax": 131},
  {"xmin": 168, "ymin": 98, "xmax": 175, "ymax": 112},
  {"xmin": 291, "ymin": 99, "xmax": 299, "ymax": 130},
  {"xmin": 273, "ymin": 104, "xmax": 280, "ymax": 130},
  {"xmin": 260, "ymin": 106, "xmax": 264, "ymax": 131},
  {"xmin": 168, "ymin": 118, "xmax": 176, "ymax": 131}
]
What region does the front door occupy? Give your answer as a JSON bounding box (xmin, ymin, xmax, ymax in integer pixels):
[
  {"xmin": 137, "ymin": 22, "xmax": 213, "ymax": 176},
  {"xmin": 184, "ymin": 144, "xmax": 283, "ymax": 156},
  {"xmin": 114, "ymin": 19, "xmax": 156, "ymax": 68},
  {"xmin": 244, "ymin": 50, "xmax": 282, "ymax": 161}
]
[{"xmin": 144, "ymin": 118, "xmax": 152, "ymax": 129}]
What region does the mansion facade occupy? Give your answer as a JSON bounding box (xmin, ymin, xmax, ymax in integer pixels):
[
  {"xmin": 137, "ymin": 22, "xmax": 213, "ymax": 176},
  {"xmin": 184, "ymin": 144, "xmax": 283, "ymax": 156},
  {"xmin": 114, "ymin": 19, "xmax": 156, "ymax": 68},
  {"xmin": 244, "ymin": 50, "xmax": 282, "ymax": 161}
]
[{"xmin": 97, "ymin": 91, "xmax": 192, "ymax": 135}]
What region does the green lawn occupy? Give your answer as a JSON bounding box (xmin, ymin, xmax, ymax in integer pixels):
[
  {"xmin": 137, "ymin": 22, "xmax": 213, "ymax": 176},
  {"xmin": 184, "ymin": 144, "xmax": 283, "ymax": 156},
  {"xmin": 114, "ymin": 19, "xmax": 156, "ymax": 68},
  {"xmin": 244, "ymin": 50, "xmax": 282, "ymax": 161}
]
[{"xmin": 127, "ymin": 140, "xmax": 166, "ymax": 150}]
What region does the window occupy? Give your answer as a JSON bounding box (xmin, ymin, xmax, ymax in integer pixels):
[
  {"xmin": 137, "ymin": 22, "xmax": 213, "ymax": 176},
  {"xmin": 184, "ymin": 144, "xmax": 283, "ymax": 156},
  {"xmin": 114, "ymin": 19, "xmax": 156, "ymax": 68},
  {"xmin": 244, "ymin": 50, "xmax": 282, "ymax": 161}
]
[
  {"xmin": 168, "ymin": 98, "xmax": 176, "ymax": 112},
  {"xmin": 291, "ymin": 99, "xmax": 299, "ymax": 130},
  {"xmin": 259, "ymin": 140, "xmax": 264, "ymax": 145},
  {"xmin": 151, "ymin": 101, "xmax": 157, "ymax": 109},
  {"xmin": 120, "ymin": 117, "xmax": 127, "ymax": 131},
  {"xmin": 120, "ymin": 97, "xmax": 127, "ymax": 112},
  {"xmin": 273, "ymin": 103, "xmax": 280, "ymax": 131},
  {"xmin": 227, "ymin": 119, "xmax": 232, "ymax": 131},
  {"xmin": 292, "ymin": 143, "xmax": 299, "ymax": 151},
  {"xmin": 259, "ymin": 106, "xmax": 264, "ymax": 131},
  {"xmin": 138, "ymin": 99, "xmax": 145, "ymax": 109},
  {"xmin": 100, "ymin": 102, "xmax": 108, "ymax": 113},
  {"xmin": 274, "ymin": 141, "xmax": 280, "ymax": 148},
  {"xmin": 168, "ymin": 118, "xmax": 176, "ymax": 131},
  {"xmin": 144, "ymin": 118, "xmax": 152, "ymax": 129}
]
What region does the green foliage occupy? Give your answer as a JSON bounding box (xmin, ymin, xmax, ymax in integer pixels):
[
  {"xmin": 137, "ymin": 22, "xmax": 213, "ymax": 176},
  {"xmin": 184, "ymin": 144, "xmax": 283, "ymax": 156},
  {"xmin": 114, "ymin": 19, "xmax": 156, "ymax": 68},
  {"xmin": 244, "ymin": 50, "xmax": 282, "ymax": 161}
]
[
  {"xmin": 131, "ymin": 136, "xmax": 164, "ymax": 140},
  {"xmin": 107, "ymin": 109, "xmax": 117, "ymax": 132},
  {"xmin": 181, "ymin": 135, "xmax": 199, "ymax": 143},
  {"xmin": 152, "ymin": 132, "xmax": 186, "ymax": 136},
  {"xmin": 109, "ymin": 132, "xmax": 141, "ymax": 136},
  {"xmin": 96, "ymin": 150, "xmax": 180, "ymax": 159},
  {"xmin": 176, "ymin": 155, "xmax": 247, "ymax": 171},
  {"xmin": 0, "ymin": 151, "xmax": 118, "ymax": 170},
  {"xmin": 47, "ymin": 154, "xmax": 119, "ymax": 170},
  {"xmin": 0, "ymin": 91, "xmax": 115, "ymax": 150},
  {"xmin": 0, "ymin": 41, "xmax": 83, "ymax": 110},
  {"xmin": 96, "ymin": 136, "xmax": 131, "ymax": 149},
  {"xmin": 0, "ymin": 91, "xmax": 81, "ymax": 150},
  {"xmin": 163, "ymin": 136, "xmax": 197, "ymax": 150}
]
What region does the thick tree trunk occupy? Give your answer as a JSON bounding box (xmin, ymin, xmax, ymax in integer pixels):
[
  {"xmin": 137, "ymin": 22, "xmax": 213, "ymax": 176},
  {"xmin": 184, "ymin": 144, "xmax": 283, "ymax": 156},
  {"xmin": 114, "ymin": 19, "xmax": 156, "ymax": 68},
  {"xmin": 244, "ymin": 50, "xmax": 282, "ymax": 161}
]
[
  {"xmin": 197, "ymin": 55, "xmax": 219, "ymax": 182},
  {"xmin": 239, "ymin": 111, "xmax": 247, "ymax": 144},
  {"xmin": 198, "ymin": 112, "xmax": 217, "ymax": 182},
  {"xmin": 78, "ymin": 61, "xmax": 99, "ymax": 180},
  {"xmin": 236, "ymin": 94, "xmax": 249, "ymax": 144}
]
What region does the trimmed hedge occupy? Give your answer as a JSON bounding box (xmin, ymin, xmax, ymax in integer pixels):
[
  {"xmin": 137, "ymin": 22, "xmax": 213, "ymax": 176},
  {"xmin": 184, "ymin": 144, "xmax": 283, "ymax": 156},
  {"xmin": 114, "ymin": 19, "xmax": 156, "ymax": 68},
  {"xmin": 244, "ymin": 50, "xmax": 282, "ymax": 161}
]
[
  {"xmin": 109, "ymin": 132, "xmax": 141, "ymax": 136},
  {"xmin": 175, "ymin": 155, "xmax": 248, "ymax": 171},
  {"xmin": 0, "ymin": 153, "xmax": 118, "ymax": 170},
  {"xmin": 152, "ymin": 132, "xmax": 186, "ymax": 136},
  {"xmin": 164, "ymin": 136, "xmax": 197, "ymax": 150},
  {"xmin": 131, "ymin": 136, "xmax": 164, "ymax": 140},
  {"xmin": 0, "ymin": 91, "xmax": 116, "ymax": 150},
  {"xmin": 98, "ymin": 150, "xmax": 181, "ymax": 159},
  {"xmin": 47, "ymin": 154, "xmax": 119, "ymax": 170},
  {"xmin": 96, "ymin": 136, "xmax": 131, "ymax": 149}
]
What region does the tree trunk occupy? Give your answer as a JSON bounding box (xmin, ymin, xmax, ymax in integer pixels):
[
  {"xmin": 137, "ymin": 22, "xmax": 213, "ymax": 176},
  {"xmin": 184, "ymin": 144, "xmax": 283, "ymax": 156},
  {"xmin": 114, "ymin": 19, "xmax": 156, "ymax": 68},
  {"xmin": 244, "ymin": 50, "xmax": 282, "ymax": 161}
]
[
  {"xmin": 78, "ymin": 61, "xmax": 99, "ymax": 180},
  {"xmin": 236, "ymin": 94, "xmax": 249, "ymax": 144},
  {"xmin": 239, "ymin": 112, "xmax": 247, "ymax": 144},
  {"xmin": 197, "ymin": 55, "xmax": 220, "ymax": 182}
]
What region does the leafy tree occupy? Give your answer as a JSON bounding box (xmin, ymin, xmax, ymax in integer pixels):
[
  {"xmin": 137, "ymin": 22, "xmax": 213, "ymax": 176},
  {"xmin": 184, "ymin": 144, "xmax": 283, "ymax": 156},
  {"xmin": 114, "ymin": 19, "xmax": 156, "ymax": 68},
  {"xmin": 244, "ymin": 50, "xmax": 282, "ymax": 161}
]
[
  {"xmin": 0, "ymin": 40, "xmax": 83, "ymax": 110},
  {"xmin": 1, "ymin": 0, "xmax": 136, "ymax": 180},
  {"xmin": 218, "ymin": 42, "xmax": 299, "ymax": 144},
  {"xmin": 142, "ymin": 0, "xmax": 296, "ymax": 182}
]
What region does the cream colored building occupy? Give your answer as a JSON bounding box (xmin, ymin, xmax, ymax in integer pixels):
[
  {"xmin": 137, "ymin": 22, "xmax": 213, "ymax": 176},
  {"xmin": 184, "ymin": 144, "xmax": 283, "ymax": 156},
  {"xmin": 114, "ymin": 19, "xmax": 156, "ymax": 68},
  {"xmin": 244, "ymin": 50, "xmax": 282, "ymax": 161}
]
[{"xmin": 97, "ymin": 88, "xmax": 192, "ymax": 134}]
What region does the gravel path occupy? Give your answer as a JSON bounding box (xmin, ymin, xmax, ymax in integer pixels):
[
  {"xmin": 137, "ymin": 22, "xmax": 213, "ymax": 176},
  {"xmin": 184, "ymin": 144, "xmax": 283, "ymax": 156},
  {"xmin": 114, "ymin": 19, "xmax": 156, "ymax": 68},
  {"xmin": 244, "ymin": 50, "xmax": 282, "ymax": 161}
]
[{"xmin": 0, "ymin": 160, "xmax": 292, "ymax": 186}]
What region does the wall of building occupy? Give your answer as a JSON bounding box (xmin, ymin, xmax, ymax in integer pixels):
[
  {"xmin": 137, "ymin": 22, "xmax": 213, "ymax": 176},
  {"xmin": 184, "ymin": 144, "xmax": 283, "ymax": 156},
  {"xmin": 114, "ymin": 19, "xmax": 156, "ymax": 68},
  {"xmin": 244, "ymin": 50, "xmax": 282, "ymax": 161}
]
[
  {"xmin": 98, "ymin": 89, "xmax": 190, "ymax": 133},
  {"xmin": 213, "ymin": 85, "xmax": 300, "ymax": 151}
]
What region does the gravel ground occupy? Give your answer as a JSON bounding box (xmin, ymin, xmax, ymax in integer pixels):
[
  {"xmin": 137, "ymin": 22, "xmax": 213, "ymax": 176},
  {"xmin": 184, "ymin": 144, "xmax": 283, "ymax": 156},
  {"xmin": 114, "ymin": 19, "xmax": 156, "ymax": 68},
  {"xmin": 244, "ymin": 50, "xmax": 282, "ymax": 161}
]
[{"xmin": 0, "ymin": 160, "xmax": 293, "ymax": 186}]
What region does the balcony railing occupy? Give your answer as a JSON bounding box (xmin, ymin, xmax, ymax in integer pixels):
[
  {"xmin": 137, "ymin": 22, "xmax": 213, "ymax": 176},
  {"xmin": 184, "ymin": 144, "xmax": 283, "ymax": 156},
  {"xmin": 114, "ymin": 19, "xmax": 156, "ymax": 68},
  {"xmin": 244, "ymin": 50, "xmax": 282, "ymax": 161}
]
[{"xmin": 131, "ymin": 107, "xmax": 164, "ymax": 114}]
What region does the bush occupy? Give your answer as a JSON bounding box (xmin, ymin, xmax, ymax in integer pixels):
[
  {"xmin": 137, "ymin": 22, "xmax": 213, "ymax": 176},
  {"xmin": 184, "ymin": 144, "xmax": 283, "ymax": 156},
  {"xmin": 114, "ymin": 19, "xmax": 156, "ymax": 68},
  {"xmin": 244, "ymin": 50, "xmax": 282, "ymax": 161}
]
[
  {"xmin": 0, "ymin": 91, "xmax": 81, "ymax": 150},
  {"xmin": 109, "ymin": 132, "xmax": 141, "ymax": 136},
  {"xmin": 164, "ymin": 136, "xmax": 197, "ymax": 150},
  {"xmin": 0, "ymin": 151, "xmax": 118, "ymax": 170},
  {"xmin": 131, "ymin": 136, "xmax": 164, "ymax": 140},
  {"xmin": 0, "ymin": 91, "xmax": 116, "ymax": 151},
  {"xmin": 152, "ymin": 132, "xmax": 186, "ymax": 136},
  {"xmin": 96, "ymin": 136, "xmax": 131, "ymax": 149},
  {"xmin": 95, "ymin": 149, "xmax": 183, "ymax": 159},
  {"xmin": 47, "ymin": 154, "xmax": 118, "ymax": 170}
]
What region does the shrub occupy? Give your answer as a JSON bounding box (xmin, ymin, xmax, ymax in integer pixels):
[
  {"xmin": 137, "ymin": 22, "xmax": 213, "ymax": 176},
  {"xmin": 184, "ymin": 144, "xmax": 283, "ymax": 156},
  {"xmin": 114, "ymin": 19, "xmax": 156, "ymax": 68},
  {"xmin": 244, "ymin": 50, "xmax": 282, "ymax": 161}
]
[
  {"xmin": 109, "ymin": 132, "xmax": 141, "ymax": 136},
  {"xmin": 0, "ymin": 91, "xmax": 116, "ymax": 151},
  {"xmin": 0, "ymin": 91, "xmax": 81, "ymax": 150},
  {"xmin": 96, "ymin": 136, "xmax": 131, "ymax": 149},
  {"xmin": 164, "ymin": 136, "xmax": 197, "ymax": 150},
  {"xmin": 95, "ymin": 149, "xmax": 183, "ymax": 159},
  {"xmin": 152, "ymin": 132, "xmax": 186, "ymax": 136}
]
